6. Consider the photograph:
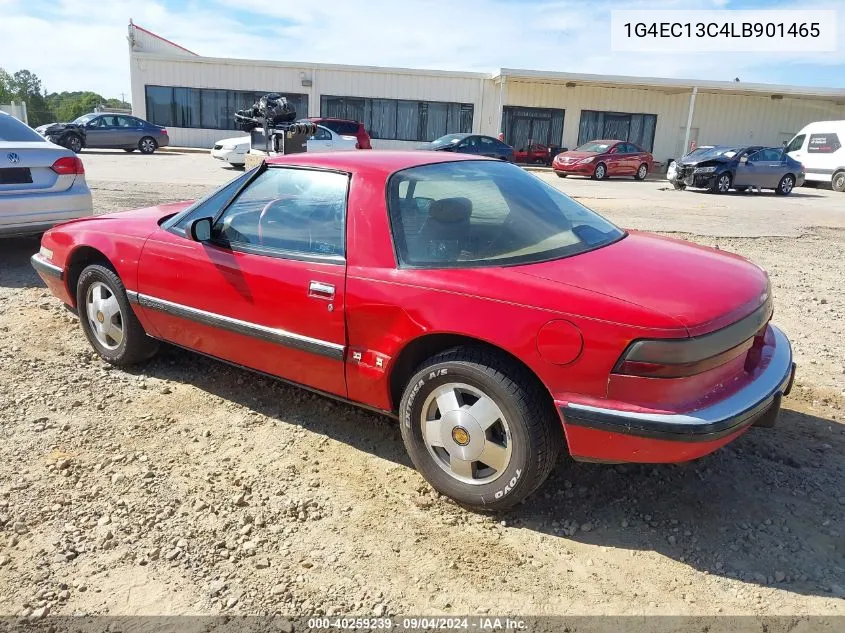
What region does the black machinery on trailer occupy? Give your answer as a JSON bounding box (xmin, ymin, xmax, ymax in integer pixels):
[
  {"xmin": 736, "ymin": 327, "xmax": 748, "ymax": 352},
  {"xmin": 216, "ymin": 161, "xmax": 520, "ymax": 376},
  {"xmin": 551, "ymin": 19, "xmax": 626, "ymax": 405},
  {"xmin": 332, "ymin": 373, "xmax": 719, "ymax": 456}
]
[{"xmin": 234, "ymin": 93, "xmax": 316, "ymax": 155}]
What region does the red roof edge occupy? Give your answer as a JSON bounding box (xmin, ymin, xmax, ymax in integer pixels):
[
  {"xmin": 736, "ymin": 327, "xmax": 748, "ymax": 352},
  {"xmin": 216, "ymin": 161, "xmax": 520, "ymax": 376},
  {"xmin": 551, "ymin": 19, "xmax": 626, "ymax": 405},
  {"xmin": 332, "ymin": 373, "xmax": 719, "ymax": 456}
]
[{"xmin": 131, "ymin": 22, "xmax": 199, "ymax": 56}]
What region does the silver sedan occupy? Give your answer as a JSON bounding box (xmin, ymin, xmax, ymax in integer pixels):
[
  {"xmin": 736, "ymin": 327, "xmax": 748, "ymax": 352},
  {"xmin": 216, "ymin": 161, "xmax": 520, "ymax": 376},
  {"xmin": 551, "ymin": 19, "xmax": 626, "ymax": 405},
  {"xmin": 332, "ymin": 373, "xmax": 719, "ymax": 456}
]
[{"xmin": 0, "ymin": 111, "xmax": 93, "ymax": 237}]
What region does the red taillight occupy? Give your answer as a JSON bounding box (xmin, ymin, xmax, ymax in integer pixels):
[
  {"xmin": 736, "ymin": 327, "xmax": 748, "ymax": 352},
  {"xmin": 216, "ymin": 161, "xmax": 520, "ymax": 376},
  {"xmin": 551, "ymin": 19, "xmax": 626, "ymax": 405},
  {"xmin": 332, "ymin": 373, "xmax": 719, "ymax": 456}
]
[
  {"xmin": 161, "ymin": 128, "xmax": 168, "ymax": 136},
  {"xmin": 51, "ymin": 156, "xmax": 85, "ymax": 175}
]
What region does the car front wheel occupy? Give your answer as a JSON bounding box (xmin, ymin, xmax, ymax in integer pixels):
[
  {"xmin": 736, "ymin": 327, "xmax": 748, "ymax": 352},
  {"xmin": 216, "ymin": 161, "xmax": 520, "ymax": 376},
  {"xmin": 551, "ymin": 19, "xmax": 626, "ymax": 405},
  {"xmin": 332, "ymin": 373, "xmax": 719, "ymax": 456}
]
[
  {"xmin": 399, "ymin": 347, "xmax": 560, "ymax": 511},
  {"xmin": 776, "ymin": 174, "xmax": 795, "ymax": 196},
  {"xmin": 139, "ymin": 136, "xmax": 158, "ymax": 154},
  {"xmin": 592, "ymin": 162, "xmax": 607, "ymax": 180},
  {"xmin": 76, "ymin": 264, "xmax": 159, "ymax": 365},
  {"xmin": 63, "ymin": 134, "xmax": 82, "ymax": 153},
  {"xmin": 712, "ymin": 172, "xmax": 732, "ymax": 194}
]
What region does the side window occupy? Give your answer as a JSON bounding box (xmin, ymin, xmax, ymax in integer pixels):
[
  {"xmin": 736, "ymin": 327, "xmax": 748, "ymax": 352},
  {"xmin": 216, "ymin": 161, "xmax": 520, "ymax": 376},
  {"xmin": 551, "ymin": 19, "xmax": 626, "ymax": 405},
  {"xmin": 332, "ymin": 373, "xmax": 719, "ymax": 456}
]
[
  {"xmin": 807, "ymin": 133, "xmax": 842, "ymax": 154},
  {"xmin": 213, "ymin": 168, "xmax": 349, "ymax": 258},
  {"xmin": 116, "ymin": 116, "xmax": 133, "ymax": 128},
  {"xmin": 785, "ymin": 134, "xmax": 805, "ymax": 153},
  {"xmin": 480, "ymin": 137, "xmax": 495, "ymax": 145},
  {"xmin": 169, "ymin": 168, "xmax": 257, "ymax": 236},
  {"xmin": 88, "ymin": 117, "xmax": 105, "ymax": 128},
  {"xmin": 311, "ymin": 127, "xmax": 332, "ymax": 141}
]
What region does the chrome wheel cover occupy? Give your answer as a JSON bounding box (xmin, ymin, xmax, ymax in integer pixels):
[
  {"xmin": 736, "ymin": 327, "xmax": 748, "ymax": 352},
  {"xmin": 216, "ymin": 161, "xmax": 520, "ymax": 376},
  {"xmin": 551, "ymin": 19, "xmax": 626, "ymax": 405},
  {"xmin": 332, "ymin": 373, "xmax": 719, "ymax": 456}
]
[
  {"xmin": 86, "ymin": 281, "xmax": 124, "ymax": 350},
  {"xmin": 420, "ymin": 382, "xmax": 512, "ymax": 485}
]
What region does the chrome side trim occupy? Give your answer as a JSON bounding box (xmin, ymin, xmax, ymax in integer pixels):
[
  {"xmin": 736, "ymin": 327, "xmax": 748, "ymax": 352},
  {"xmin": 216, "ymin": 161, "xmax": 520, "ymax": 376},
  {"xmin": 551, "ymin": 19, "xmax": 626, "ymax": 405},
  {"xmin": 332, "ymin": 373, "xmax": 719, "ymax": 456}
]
[
  {"xmin": 125, "ymin": 290, "xmax": 139, "ymax": 304},
  {"xmin": 30, "ymin": 254, "xmax": 64, "ymax": 280},
  {"xmin": 564, "ymin": 325, "xmax": 794, "ymax": 441},
  {"xmin": 135, "ymin": 293, "xmax": 345, "ymax": 361}
]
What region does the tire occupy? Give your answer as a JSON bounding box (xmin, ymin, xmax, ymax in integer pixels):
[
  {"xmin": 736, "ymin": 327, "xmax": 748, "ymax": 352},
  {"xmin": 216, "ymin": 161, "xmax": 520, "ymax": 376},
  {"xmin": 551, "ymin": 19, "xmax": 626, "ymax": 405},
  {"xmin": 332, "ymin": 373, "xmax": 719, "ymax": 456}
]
[
  {"xmin": 634, "ymin": 163, "xmax": 648, "ymax": 180},
  {"xmin": 398, "ymin": 346, "xmax": 560, "ymax": 511},
  {"xmin": 775, "ymin": 174, "xmax": 795, "ymax": 196},
  {"xmin": 672, "ymin": 181, "xmax": 686, "ymax": 191},
  {"xmin": 711, "ymin": 172, "xmax": 732, "ymax": 194},
  {"xmin": 76, "ymin": 264, "xmax": 159, "ymax": 365},
  {"xmin": 63, "ymin": 134, "xmax": 82, "ymax": 154},
  {"xmin": 556, "ymin": 173, "xmax": 567, "ymax": 178},
  {"xmin": 832, "ymin": 170, "xmax": 845, "ymax": 193},
  {"xmin": 123, "ymin": 148, "xmax": 136, "ymax": 153},
  {"xmin": 734, "ymin": 185, "xmax": 749, "ymax": 192},
  {"xmin": 592, "ymin": 162, "xmax": 607, "ymax": 180},
  {"xmin": 139, "ymin": 136, "xmax": 158, "ymax": 154}
]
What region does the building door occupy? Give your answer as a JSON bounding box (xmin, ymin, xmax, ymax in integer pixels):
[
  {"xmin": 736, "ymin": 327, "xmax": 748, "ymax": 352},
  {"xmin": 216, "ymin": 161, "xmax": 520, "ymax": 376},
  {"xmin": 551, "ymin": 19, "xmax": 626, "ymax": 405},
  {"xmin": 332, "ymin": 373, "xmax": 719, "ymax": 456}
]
[
  {"xmin": 502, "ymin": 107, "xmax": 565, "ymax": 159},
  {"xmin": 676, "ymin": 127, "xmax": 699, "ymax": 159}
]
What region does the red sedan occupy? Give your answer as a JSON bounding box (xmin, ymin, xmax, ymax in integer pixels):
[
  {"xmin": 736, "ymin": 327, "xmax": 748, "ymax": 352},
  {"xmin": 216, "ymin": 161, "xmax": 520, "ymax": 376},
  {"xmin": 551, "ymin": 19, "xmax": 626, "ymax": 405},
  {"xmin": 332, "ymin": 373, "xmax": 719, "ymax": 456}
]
[
  {"xmin": 31, "ymin": 152, "xmax": 794, "ymax": 511},
  {"xmin": 554, "ymin": 140, "xmax": 653, "ymax": 180}
]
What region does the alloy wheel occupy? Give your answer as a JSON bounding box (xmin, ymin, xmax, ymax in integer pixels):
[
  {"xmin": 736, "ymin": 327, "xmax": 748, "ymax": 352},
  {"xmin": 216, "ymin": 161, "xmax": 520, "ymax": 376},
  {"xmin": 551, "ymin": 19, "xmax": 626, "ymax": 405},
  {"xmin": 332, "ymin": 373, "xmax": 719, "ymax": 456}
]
[
  {"xmin": 140, "ymin": 138, "xmax": 156, "ymax": 153},
  {"xmin": 637, "ymin": 165, "xmax": 647, "ymax": 179},
  {"xmin": 595, "ymin": 164, "xmax": 606, "ymax": 179},
  {"xmin": 718, "ymin": 175, "xmax": 731, "ymax": 192},
  {"xmin": 85, "ymin": 281, "xmax": 124, "ymax": 350},
  {"xmin": 420, "ymin": 382, "xmax": 512, "ymax": 485},
  {"xmin": 781, "ymin": 176, "xmax": 794, "ymax": 194}
]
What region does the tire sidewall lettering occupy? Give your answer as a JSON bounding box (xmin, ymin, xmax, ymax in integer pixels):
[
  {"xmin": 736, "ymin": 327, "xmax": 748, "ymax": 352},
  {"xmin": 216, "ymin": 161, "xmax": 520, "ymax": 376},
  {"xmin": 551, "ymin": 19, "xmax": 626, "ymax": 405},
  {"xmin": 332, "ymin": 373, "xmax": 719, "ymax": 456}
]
[
  {"xmin": 403, "ymin": 368, "xmax": 448, "ymax": 428},
  {"xmin": 494, "ymin": 469, "xmax": 522, "ymax": 500}
]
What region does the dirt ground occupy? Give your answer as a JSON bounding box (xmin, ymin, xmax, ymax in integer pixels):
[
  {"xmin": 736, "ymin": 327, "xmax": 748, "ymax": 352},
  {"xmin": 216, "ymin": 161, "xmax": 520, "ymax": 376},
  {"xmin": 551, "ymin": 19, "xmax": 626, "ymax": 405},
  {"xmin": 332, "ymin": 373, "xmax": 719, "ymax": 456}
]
[{"xmin": 1, "ymin": 152, "xmax": 843, "ymax": 619}]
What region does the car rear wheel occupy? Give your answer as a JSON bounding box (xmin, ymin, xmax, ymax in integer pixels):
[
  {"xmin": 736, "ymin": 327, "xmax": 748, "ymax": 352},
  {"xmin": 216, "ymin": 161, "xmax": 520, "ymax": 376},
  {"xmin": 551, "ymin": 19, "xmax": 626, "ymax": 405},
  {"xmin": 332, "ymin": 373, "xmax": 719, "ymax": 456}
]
[
  {"xmin": 634, "ymin": 163, "xmax": 648, "ymax": 180},
  {"xmin": 139, "ymin": 137, "xmax": 158, "ymax": 154},
  {"xmin": 398, "ymin": 346, "xmax": 560, "ymax": 511},
  {"xmin": 63, "ymin": 134, "xmax": 82, "ymax": 154},
  {"xmin": 832, "ymin": 170, "xmax": 845, "ymax": 193},
  {"xmin": 76, "ymin": 264, "xmax": 159, "ymax": 365},
  {"xmin": 712, "ymin": 172, "xmax": 732, "ymax": 194},
  {"xmin": 592, "ymin": 162, "xmax": 607, "ymax": 180},
  {"xmin": 776, "ymin": 174, "xmax": 795, "ymax": 196}
]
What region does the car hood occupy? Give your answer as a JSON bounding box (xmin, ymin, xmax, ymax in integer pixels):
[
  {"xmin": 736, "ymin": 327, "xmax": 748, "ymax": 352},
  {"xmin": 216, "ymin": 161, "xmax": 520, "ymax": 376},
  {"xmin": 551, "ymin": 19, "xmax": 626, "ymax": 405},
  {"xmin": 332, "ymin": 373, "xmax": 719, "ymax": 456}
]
[
  {"xmin": 514, "ymin": 231, "xmax": 770, "ymax": 336},
  {"xmin": 556, "ymin": 150, "xmax": 597, "ymax": 160},
  {"xmin": 217, "ymin": 136, "xmax": 251, "ymax": 147},
  {"xmin": 57, "ymin": 201, "xmax": 194, "ymax": 235},
  {"xmin": 35, "ymin": 122, "xmax": 84, "ymax": 135}
]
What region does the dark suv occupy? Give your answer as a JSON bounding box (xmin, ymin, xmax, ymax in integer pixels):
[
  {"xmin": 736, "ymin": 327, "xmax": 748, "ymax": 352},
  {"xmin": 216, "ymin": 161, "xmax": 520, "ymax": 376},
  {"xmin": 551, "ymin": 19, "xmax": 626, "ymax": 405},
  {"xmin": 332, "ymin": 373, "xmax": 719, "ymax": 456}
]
[{"xmin": 307, "ymin": 118, "xmax": 372, "ymax": 149}]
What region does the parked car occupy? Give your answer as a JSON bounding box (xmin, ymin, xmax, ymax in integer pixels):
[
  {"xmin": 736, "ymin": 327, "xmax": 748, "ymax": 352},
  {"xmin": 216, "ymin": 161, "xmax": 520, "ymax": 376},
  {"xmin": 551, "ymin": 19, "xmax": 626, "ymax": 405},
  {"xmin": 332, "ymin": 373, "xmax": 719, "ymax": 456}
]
[
  {"xmin": 36, "ymin": 113, "xmax": 169, "ymax": 154},
  {"xmin": 428, "ymin": 133, "xmax": 514, "ymax": 161},
  {"xmin": 31, "ymin": 151, "xmax": 795, "ymax": 510},
  {"xmin": 211, "ymin": 135, "xmax": 250, "ymax": 168},
  {"xmin": 553, "ymin": 140, "xmax": 653, "ymax": 180},
  {"xmin": 307, "ymin": 118, "xmax": 372, "ymax": 149},
  {"xmin": 306, "ymin": 124, "xmax": 359, "ymax": 153},
  {"xmin": 784, "ymin": 120, "xmax": 845, "ymax": 192},
  {"xmin": 513, "ymin": 143, "xmax": 564, "ymax": 166},
  {"xmin": 672, "ymin": 146, "xmax": 804, "ymax": 195},
  {"xmin": 666, "ymin": 145, "xmax": 715, "ymax": 182},
  {"xmin": 0, "ymin": 110, "xmax": 92, "ymax": 237}
]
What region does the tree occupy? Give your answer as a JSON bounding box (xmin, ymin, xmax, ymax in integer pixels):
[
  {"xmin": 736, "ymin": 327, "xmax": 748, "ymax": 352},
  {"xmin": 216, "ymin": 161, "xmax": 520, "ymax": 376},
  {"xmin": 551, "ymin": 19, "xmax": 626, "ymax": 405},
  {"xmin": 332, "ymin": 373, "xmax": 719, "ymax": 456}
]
[{"xmin": 0, "ymin": 68, "xmax": 13, "ymax": 104}]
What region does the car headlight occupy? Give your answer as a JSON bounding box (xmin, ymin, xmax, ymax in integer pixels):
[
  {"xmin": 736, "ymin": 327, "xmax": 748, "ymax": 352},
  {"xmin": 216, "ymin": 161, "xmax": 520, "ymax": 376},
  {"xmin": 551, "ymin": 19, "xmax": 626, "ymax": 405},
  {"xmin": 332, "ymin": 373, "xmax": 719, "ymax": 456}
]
[
  {"xmin": 694, "ymin": 166, "xmax": 717, "ymax": 173},
  {"xmin": 579, "ymin": 157, "xmax": 595, "ymax": 164}
]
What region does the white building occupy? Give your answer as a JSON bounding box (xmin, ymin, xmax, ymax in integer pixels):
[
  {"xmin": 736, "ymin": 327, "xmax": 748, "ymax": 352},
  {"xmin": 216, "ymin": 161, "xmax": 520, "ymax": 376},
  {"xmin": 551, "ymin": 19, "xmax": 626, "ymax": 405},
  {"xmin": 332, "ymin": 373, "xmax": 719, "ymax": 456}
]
[{"xmin": 128, "ymin": 21, "xmax": 845, "ymax": 162}]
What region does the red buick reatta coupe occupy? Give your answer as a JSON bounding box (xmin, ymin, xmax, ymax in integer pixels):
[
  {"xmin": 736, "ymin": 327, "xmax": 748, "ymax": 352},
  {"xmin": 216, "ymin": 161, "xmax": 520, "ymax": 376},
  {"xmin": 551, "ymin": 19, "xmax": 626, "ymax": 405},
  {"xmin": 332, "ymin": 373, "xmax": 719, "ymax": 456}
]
[{"xmin": 31, "ymin": 151, "xmax": 795, "ymax": 510}]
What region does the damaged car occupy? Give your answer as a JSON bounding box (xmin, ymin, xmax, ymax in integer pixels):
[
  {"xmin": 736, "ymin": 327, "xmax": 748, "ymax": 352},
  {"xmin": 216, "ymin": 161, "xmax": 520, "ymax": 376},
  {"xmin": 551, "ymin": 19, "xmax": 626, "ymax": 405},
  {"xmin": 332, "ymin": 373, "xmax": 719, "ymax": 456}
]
[
  {"xmin": 671, "ymin": 145, "xmax": 805, "ymax": 195},
  {"xmin": 36, "ymin": 113, "xmax": 169, "ymax": 154}
]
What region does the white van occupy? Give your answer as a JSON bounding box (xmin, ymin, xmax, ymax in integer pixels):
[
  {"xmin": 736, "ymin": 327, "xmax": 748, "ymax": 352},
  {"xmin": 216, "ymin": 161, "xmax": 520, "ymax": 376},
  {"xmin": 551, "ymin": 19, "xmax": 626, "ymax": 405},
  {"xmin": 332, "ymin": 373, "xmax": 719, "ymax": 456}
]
[{"xmin": 785, "ymin": 121, "xmax": 845, "ymax": 192}]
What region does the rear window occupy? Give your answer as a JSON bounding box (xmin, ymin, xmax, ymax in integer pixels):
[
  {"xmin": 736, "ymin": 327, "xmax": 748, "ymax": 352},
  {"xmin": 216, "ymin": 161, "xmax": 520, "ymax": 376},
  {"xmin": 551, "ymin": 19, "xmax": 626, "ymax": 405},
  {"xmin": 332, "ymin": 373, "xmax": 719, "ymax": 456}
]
[
  {"xmin": 322, "ymin": 120, "xmax": 360, "ymax": 136},
  {"xmin": 807, "ymin": 133, "xmax": 842, "ymax": 154},
  {"xmin": 0, "ymin": 114, "xmax": 45, "ymax": 142},
  {"xmin": 387, "ymin": 160, "xmax": 624, "ymax": 268}
]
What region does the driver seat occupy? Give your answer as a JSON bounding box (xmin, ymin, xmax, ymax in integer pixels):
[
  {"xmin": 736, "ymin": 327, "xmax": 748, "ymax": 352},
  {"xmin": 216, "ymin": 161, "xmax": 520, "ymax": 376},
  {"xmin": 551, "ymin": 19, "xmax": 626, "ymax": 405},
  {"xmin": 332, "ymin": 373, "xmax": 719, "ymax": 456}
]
[{"xmin": 415, "ymin": 197, "xmax": 472, "ymax": 261}]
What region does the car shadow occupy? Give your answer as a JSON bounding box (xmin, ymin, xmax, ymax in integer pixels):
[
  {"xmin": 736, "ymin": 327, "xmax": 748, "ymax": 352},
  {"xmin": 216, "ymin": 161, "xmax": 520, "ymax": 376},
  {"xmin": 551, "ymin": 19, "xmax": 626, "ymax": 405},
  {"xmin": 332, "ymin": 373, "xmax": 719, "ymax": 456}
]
[
  {"xmin": 0, "ymin": 235, "xmax": 43, "ymax": 289},
  {"xmin": 126, "ymin": 344, "xmax": 844, "ymax": 601},
  {"xmin": 78, "ymin": 149, "xmax": 184, "ymax": 156},
  {"xmin": 678, "ymin": 188, "xmax": 826, "ymax": 198}
]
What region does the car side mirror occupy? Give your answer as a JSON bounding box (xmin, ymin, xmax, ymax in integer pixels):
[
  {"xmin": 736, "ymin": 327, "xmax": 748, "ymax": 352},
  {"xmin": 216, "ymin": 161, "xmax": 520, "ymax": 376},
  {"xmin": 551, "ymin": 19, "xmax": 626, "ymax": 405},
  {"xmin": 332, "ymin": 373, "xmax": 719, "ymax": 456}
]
[
  {"xmin": 740, "ymin": 156, "xmax": 748, "ymax": 163},
  {"xmin": 188, "ymin": 217, "xmax": 213, "ymax": 242}
]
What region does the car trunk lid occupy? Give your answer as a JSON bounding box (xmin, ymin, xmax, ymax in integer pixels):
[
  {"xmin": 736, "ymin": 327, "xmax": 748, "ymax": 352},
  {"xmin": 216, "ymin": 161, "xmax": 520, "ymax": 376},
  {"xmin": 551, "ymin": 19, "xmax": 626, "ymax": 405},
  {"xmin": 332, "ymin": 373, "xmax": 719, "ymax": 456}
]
[
  {"xmin": 0, "ymin": 141, "xmax": 76, "ymax": 195},
  {"xmin": 514, "ymin": 231, "xmax": 770, "ymax": 336}
]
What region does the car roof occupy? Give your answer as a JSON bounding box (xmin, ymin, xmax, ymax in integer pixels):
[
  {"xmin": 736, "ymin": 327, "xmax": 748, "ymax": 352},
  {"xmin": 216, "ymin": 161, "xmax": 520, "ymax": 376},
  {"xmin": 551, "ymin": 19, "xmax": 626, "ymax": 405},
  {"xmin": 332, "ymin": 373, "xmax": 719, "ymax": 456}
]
[
  {"xmin": 265, "ymin": 150, "xmax": 493, "ymax": 174},
  {"xmin": 308, "ymin": 117, "xmax": 361, "ymax": 124}
]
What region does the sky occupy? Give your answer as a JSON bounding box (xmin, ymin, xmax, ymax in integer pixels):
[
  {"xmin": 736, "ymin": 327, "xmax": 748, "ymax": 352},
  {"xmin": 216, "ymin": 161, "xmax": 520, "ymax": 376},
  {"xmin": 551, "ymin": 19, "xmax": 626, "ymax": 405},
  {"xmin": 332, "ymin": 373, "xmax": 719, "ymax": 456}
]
[{"xmin": 0, "ymin": 0, "xmax": 843, "ymax": 100}]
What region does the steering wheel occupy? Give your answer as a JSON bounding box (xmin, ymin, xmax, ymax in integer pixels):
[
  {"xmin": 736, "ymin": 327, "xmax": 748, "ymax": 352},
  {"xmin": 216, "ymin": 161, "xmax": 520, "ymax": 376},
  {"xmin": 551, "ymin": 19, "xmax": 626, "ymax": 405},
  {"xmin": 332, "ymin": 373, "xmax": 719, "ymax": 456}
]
[{"xmin": 258, "ymin": 197, "xmax": 306, "ymax": 247}]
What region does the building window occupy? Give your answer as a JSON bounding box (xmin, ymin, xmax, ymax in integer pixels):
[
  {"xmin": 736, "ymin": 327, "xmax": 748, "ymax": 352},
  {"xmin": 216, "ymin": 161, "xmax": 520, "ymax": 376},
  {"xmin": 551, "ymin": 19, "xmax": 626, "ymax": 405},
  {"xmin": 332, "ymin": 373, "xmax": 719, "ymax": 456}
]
[
  {"xmin": 501, "ymin": 106, "xmax": 565, "ymax": 153},
  {"xmin": 320, "ymin": 95, "xmax": 473, "ymax": 142},
  {"xmin": 144, "ymin": 85, "xmax": 309, "ymax": 130},
  {"xmin": 577, "ymin": 110, "xmax": 657, "ymax": 152}
]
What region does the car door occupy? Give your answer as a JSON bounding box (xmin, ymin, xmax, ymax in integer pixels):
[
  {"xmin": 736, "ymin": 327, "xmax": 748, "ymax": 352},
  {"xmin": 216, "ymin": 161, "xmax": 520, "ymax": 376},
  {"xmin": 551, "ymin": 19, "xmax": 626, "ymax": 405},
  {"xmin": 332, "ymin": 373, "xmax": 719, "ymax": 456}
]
[
  {"xmin": 603, "ymin": 144, "xmax": 624, "ymax": 175},
  {"xmin": 116, "ymin": 115, "xmax": 143, "ymax": 148},
  {"xmin": 135, "ymin": 165, "xmax": 349, "ymax": 397},
  {"xmin": 307, "ymin": 126, "xmax": 334, "ymax": 153},
  {"xmin": 83, "ymin": 116, "xmax": 112, "ymax": 148},
  {"xmin": 735, "ymin": 149, "xmax": 775, "ymax": 188}
]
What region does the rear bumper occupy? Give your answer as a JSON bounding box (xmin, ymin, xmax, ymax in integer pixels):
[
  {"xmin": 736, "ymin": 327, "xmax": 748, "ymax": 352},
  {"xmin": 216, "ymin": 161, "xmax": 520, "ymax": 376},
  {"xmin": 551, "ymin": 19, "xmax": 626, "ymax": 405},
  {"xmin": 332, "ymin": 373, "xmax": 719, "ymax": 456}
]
[
  {"xmin": 211, "ymin": 148, "xmax": 247, "ymax": 165},
  {"xmin": 560, "ymin": 324, "xmax": 795, "ymax": 462},
  {"xmin": 0, "ymin": 181, "xmax": 93, "ymax": 237}
]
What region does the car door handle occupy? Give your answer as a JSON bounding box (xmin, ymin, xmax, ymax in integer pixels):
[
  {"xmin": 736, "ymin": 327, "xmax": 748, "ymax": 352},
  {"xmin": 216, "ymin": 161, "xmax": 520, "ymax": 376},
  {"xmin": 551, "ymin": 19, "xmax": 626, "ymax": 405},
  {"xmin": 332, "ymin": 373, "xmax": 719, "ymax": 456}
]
[{"xmin": 308, "ymin": 281, "xmax": 335, "ymax": 299}]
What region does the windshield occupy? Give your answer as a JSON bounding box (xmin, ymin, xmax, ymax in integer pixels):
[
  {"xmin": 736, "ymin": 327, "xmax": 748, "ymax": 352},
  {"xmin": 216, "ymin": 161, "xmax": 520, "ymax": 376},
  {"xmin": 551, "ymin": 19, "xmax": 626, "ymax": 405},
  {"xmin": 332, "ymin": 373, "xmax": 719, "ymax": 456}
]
[
  {"xmin": 387, "ymin": 160, "xmax": 625, "ymax": 268},
  {"xmin": 430, "ymin": 134, "xmax": 467, "ymax": 149},
  {"xmin": 72, "ymin": 114, "xmax": 97, "ymax": 125},
  {"xmin": 575, "ymin": 141, "xmax": 612, "ymax": 153},
  {"xmin": 0, "ymin": 113, "xmax": 44, "ymax": 142},
  {"xmin": 699, "ymin": 147, "xmax": 742, "ymax": 159}
]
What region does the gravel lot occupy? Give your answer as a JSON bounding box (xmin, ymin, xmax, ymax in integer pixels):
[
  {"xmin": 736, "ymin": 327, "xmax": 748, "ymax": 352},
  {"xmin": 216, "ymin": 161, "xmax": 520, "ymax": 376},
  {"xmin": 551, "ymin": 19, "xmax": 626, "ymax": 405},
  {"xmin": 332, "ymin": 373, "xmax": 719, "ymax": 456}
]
[{"xmin": 1, "ymin": 150, "xmax": 843, "ymax": 619}]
